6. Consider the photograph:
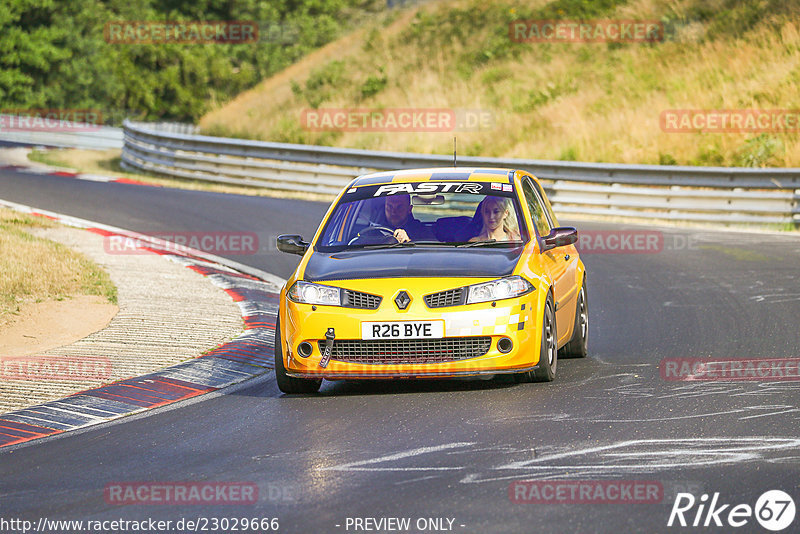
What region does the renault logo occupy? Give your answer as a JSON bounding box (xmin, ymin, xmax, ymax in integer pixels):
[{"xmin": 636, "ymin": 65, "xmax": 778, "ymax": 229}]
[{"xmin": 394, "ymin": 291, "xmax": 411, "ymax": 310}]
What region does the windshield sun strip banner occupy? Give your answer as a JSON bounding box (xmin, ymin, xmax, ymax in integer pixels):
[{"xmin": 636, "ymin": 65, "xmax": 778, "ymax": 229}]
[
  {"xmin": 344, "ymin": 182, "xmax": 516, "ymax": 199},
  {"xmin": 352, "ymin": 169, "xmax": 513, "ymax": 188}
]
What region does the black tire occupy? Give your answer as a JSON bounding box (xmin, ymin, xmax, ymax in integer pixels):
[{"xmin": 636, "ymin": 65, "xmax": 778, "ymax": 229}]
[
  {"xmin": 560, "ymin": 279, "xmax": 588, "ymax": 358},
  {"xmin": 274, "ymin": 317, "xmax": 322, "ymax": 394},
  {"xmin": 517, "ymin": 293, "xmax": 557, "ymax": 383}
]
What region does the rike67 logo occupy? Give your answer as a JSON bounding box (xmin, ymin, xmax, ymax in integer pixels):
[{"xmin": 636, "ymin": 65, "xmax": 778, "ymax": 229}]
[{"xmin": 668, "ymin": 490, "xmax": 795, "ymax": 531}]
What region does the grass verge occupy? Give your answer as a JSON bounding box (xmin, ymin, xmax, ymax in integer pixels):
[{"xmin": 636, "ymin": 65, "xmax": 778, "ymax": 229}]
[{"xmin": 0, "ymin": 207, "xmax": 117, "ymax": 322}]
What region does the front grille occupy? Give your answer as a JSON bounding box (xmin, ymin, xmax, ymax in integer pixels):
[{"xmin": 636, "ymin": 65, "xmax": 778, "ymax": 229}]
[
  {"xmin": 424, "ymin": 287, "xmax": 464, "ymax": 308},
  {"xmin": 342, "ymin": 289, "xmax": 382, "ymax": 309},
  {"xmin": 318, "ymin": 337, "xmax": 491, "ymax": 364}
]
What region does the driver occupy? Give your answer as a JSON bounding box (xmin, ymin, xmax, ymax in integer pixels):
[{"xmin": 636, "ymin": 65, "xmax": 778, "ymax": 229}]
[{"xmin": 383, "ymin": 194, "xmax": 427, "ymax": 243}]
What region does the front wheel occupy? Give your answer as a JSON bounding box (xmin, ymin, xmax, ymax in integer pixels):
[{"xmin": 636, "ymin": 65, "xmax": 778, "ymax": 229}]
[
  {"xmin": 517, "ymin": 293, "xmax": 557, "ymax": 383},
  {"xmin": 560, "ymin": 279, "xmax": 588, "ymax": 358},
  {"xmin": 274, "ymin": 317, "xmax": 322, "ymax": 394}
]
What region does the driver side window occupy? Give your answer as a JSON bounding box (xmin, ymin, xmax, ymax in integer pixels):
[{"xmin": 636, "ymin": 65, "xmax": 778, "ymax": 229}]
[{"xmin": 521, "ymin": 179, "xmax": 551, "ymax": 237}]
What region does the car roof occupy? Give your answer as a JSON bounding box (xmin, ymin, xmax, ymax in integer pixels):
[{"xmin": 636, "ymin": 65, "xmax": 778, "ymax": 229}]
[{"xmin": 350, "ymin": 167, "xmax": 517, "ymax": 187}]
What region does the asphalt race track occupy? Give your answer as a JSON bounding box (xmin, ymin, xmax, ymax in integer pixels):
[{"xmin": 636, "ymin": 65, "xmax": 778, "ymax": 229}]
[{"xmin": 2, "ymin": 168, "xmax": 800, "ymax": 534}]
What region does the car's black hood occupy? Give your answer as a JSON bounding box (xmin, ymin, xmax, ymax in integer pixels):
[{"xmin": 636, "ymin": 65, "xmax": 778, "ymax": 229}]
[{"xmin": 303, "ymin": 247, "xmax": 523, "ymax": 281}]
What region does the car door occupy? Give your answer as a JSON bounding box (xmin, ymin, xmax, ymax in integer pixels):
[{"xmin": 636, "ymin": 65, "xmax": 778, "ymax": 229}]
[{"xmin": 521, "ymin": 176, "xmax": 575, "ymax": 346}]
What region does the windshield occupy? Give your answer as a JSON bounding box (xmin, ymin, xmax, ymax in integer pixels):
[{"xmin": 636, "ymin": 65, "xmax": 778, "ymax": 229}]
[{"xmin": 316, "ymin": 181, "xmax": 528, "ymax": 252}]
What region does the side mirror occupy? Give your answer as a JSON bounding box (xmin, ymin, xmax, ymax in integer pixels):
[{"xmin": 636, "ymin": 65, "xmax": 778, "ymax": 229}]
[
  {"xmin": 277, "ymin": 234, "xmax": 309, "ymax": 255},
  {"xmin": 541, "ymin": 227, "xmax": 578, "ymax": 252}
]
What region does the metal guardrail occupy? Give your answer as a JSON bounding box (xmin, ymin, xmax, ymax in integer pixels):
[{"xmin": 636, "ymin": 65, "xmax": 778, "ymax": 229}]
[
  {"xmin": 0, "ymin": 114, "xmax": 124, "ymax": 150},
  {"xmin": 0, "ymin": 118, "xmax": 197, "ymax": 150},
  {"xmin": 121, "ymin": 120, "xmax": 800, "ymax": 225}
]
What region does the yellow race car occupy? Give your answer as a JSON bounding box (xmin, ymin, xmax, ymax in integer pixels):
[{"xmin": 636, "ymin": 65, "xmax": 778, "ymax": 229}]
[{"xmin": 274, "ymin": 167, "xmax": 587, "ymax": 393}]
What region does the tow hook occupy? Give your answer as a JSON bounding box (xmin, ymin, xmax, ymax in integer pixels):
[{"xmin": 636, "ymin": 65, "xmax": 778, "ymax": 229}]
[{"xmin": 319, "ymin": 328, "xmax": 335, "ymax": 368}]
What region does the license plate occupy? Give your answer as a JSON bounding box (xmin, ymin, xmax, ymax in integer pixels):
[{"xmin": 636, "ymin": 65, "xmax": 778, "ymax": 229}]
[{"xmin": 362, "ymin": 321, "xmax": 444, "ymax": 340}]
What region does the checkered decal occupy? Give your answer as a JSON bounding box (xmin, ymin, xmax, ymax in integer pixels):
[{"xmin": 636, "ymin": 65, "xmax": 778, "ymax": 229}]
[{"xmin": 441, "ymin": 303, "xmax": 530, "ymax": 337}]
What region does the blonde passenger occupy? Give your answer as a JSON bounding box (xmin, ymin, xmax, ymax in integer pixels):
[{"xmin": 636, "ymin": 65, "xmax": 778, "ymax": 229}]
[{"xmin": 470, "ymin": 196, "xmax": 521, "ymax": 242}]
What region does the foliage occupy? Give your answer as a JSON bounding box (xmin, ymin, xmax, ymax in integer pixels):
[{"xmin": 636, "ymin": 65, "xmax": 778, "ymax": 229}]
[
  {"xmin": 298, "ymin": 60, "xmax": 348, "ymax": 108},
  {"xmin": 0, "ymin": 0, "xmax": 377, "ymax": 123},
  {"xmin": 360, "ymin": 68, "xmax": 387, "ymax": 99},
  {"xmin": 658, "ymin": 153, "xmax": 678, "ymax": 166},
  {"xmin": 734, "ymin": 134, "xmax": 784, "ymax": 167}
]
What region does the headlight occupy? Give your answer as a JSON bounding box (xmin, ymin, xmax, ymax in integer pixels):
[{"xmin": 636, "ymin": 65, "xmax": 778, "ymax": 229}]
[
  {"xmin": 466, "ymin": 276, "xmax": 534, "ymax": 304},
  {"xmin": 288, "ymin": 281, "xmax": 341, "ymax": 306}
]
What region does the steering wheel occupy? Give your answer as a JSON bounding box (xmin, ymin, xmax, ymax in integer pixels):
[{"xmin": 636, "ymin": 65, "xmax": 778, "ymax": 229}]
[{"xmin": 347, "ymin": 225, "xmax": 396, "ymax": 245}]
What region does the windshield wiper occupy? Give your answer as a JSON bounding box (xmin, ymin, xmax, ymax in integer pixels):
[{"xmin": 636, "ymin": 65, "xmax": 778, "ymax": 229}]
[
  {"xmin": 455, "ymin": 239, "xmax": 526, "ymax": 248},
  {"xmin": 455, "ymin": 239, "xmax": 497, "ymax": 247},
  {"xmin": 356, "ymin": 241, "xmax": 417, "ymax": 249}
]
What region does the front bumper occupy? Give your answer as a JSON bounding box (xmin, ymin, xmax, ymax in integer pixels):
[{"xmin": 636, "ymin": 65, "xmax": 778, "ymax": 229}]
[
  {"xmin": 286, "ymin": 366, "xmax": 540, "ymax": 380},
  {"xmin": 281, "ymin": 285, "xmax": 544, "ymax": 379}
]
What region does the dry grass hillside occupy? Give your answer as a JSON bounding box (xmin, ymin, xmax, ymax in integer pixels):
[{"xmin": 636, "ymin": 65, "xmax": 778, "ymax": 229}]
[{"xmin": 200, "ymin": 0, "xmax": 800, "ymax": 167}]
